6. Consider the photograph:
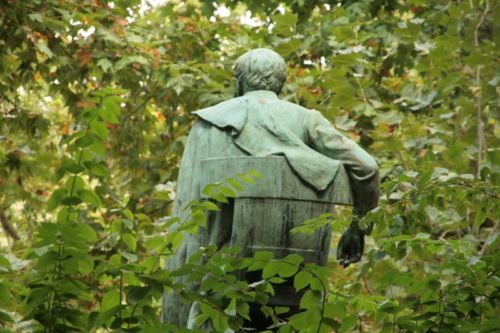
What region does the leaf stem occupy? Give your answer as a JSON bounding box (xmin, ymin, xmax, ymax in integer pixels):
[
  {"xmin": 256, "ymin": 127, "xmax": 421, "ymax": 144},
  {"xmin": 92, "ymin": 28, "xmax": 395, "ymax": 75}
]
[{"xmin": 66, "ymin": 122, "xmax": 92, "ymax": 222}]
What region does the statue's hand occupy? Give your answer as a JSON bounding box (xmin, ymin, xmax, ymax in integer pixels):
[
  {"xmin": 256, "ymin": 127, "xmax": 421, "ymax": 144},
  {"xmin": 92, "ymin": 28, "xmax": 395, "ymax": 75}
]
[{"xmin": 336, "ymin": 223, "xmax": 366, "ymax": 268}]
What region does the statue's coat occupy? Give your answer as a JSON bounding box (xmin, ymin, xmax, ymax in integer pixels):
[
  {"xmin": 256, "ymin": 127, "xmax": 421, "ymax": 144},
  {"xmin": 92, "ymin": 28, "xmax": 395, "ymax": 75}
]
[{"xmin": 162, "ymin": 90, "xmax": 380, "ymax": 328}]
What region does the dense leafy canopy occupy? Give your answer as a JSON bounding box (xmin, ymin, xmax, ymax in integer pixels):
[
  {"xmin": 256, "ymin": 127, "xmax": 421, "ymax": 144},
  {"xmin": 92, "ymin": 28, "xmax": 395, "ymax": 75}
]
[{"xmin": 1, "ymin": 0, "xmax": 500, "ymax": 332}]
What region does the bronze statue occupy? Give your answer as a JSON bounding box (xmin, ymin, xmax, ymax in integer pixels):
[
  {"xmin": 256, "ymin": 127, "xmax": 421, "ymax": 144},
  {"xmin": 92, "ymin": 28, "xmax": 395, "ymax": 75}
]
[{"xmin": 162, "ymin": 48, "xmax": 380, "ymax": 329}]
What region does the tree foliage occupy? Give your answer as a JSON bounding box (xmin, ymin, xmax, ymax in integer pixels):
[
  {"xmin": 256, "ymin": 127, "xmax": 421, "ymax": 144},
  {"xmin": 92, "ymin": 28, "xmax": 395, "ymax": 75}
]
[{"xmin": 1, "ymin": 0, "xmax": 500, "ymax": 332}]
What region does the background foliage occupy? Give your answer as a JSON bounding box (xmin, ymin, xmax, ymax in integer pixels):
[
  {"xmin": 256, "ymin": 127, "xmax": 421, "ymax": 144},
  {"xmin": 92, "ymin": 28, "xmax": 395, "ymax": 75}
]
[{"xmin": 1, "ymin": 0, "xmax": 500, "ymax": 332}]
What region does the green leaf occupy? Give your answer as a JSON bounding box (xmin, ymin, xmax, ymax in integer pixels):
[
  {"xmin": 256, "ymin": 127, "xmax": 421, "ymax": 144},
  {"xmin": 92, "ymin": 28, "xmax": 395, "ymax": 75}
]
[
  {"xmin": 491, "ymin": 172, "xmax": 500, "ymax": 187},
  {"xmin": 183, "ymin": 199, "xmax": 199, "ymax": 212},
  {"xmin": 271, "ymin": 11, "xmax": 298, "ymax": 36},
  {"xmin": 90, "ymin": 137, "xmax": 106, "ymax": 156},
  {"xmin": 0, "ymin": 255, "xmax": 11, "ymax": 267},
  {"xmin": 103, "ymin": 100, "xmax": 121, "ymax": 115},
  {"xmin": 78, "ymin": 256, "xmax": 94, "ymax": 275},
  {"xmin": 487, "ymin": 149, "xmax": 500, "ymax": 166},
  {"xmin": 269, "ymin": 277, "xmax": 285, "ymax": 284},
  {"xmin": 274, "ymin": 38, "xmax": 301, "ymax": 57},
  {"xmin": 449, "ymin": 146, "xmax": 465, "ymax": 167},
  {"xmin": 202, "ymin": 184, "xmax": 214, "ymax": 196},
  {"xmin": 449, "ymin": 3, "xmax": 461, "ymax": 19},
  {"xmin": 99, "ymin": 108, "xmax": 120, "ymax": 124},
  {"xmin": 427, "ymin": 242, "xmax": 444, "ymax": 254},
  {"xmin": 91, "ymin": 91, "xmax": 106, "ymax": 97},
  {"xmin": 75, "ymin": 136, "xmax": 93, "ymax": 148},
  {"xmin": 418, "ymin": 169, "xmax": 434, "ymax": 189},
  {"xmin": 195, "ymin": 314, "xmax": 210, "ymax": 326},
  {"xmin": 248, "ymin": 171, "xmax": 264, "ymax": 179},
  {"xmin": 127, "ymin": 286, "xmax": 152, "ymax": 305},
  {"xmin": 143, "ymin": 305, "xmax": 163, "ymax": 332},
  {"xmin": 0, "ymin": 311, "xmax": 14, "ymax": 323},
  {"xmin": 37, "ymin": 43, "xmax": 53, "ymax": 58},
  {"xmin": 200, "ymin": 277, "xmax": 218, "ymax": 292},
  {"xmin": 192, "ymin": 210, "xmax": 207, "ymax": 227},
  {"xmin": 119, "ymin": 251, "xmax": 138, "ymax": 262},
  {"xmin": 372, "ymin": 250, "xmax": 386, "ymax": 262},
  {"xmin": 84, "ymin": 161, "xmax": 111, "ymax": 177},
  {"xmin": 457, "ymin": 301, "xmax": 476, "ymax": 313},
  {"xmin": 74, "ymin": 223, "xmax": 97, "ymax": 241},
  {"xmin": 123, "ymin": 234, "xmax": 137, "ymax": 252},
  {"xmin": 213, "ymin": 312, "xmax": 228, "ymax": 332},
  {"xmin": 77, "ymin": 189, "xmax": 101, "ymax": 206},
  {"xmin": 65, "ymin": 175, "xmax": 85, "ymax": 193},
  {"xmin": 202, "ymin": 202, "xmax": 219, "ymax": 211},
  {"xmin": 83, "ymin": 108, "xmax": 100, "ymax": 122},
  {"xmin": 333, "ymin": 53, "xmax": 359, "ymax": 67},
  {"xmin": 178, "ymin": 222, "xmax": 198, "ymax": 233},
  {"xmin": 101, "ymin": 290, "xmax": 121, "ymax": 310},
  {"xmin": 123, "ymin": 209, "xmax": 134, "ymax": 220},
  {"xmin": 65, "ymin": 164, "xmax": 86, "ymax": 174},
  {"xmin": 0, "ymin": 150, "xmax": 7, "ymax": 160},
  {"xmin": 294, "ymin": 271, "xmax": 313, "ymax": 291},
  {"xmin": 57, "ymin": 207, "xmax": 78, "ymax": 223},
  {"xmin": 299, "ymin": 289, "xmax": 321, "ymax": 309},
  {"xmin": 219, "ymin": 186, "xmax": 238, "ymax": 198},
  {"xmin": 241, "ymin": 176, "xmax": 256, "ymax": 185},
  {"xmin": 341, "ymin": 315, "xmax": 358, "ymax": 333},
  {"xmin": 278, "ymin": 263, "xmax": 299, "ymax": 278},
  {"xmin": 47, "ymin": 188, "xmax": 67, "ymax": 212},
  {"xmin": 143, "ymin": 236, "xmax": 164, "ymax": 250},
  {"xmin": 262, "ymin": 261, "xmax": 281, "ymax": 278},
  {"xmin": 97, "ymin": 58, "xmax": 113, "ymax": 72},
  {"xmin": 57, "ymin": 194, "xmax": 79, "ymax": 205},
  {"xmin": 122, "ymin": 219, "xmax": 134, "ymax": 230},
  {"xmin": 386, "ymin": 135, "xmax": 404, "ymax": 152},
  {"xmin": 474, "ymin": 209, "xmax": 487, "ymax": 227},
  {"xmin": 230, "ymin": 246, "xmax": 242, "ymax": 254},
  {"xmin": 255, "ymin": 251, "xmax": 273, "ymax": 260},
  {"xmin": 228, "ymin": 180, "xmax": 244, "ymax": 191},
  {"xmin": 91, "ymin": 122, "xmax": 109, "ymax": 141},
  {"xmin": 211, "ymin": 192, "xmax": 229, "ymax": 203},
  {"xmin": 235, "ymin": 300, "xmax": 250, "ymax": 320},
  {"xmin": 157, "ymin": 216, "xmax": 180, "ymax": 228}
]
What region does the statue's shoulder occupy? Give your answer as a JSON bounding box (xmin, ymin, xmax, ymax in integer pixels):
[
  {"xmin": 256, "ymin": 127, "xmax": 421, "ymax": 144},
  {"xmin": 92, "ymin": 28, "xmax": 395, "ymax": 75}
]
[
  {"xmin": 268, "ymin": 98, "xmax": 321, "ymax": 117},
  {"xmin": 195, "ymin": 97, "xmax": 246, "ymax": 114},
  {"xmin": 192, "ymin": 97, "xmax": 249, "ymax": 130}
]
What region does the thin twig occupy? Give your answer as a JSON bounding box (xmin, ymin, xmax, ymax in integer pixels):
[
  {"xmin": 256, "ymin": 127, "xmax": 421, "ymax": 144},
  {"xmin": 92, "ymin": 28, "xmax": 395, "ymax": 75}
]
[
  {"xmin": 398, "ymin": 151, "xmax": 409, "ymax": 171},
  {"xmin": 316, "ymin": 90, "xmax": 332, "ymax": 109},
  {"xmin": 474, "ymin": 0, "xmax": 489, "ymax": 176},
  {"xmin": 0, "ymin": 207, "xmax": 20, "ymax": 241},
  {"xmin": 362, "ymin": 274, "xmax": 375, "ymax": 296},
  {"xmin": 122, "ymin": 95, "xmax": 152, "ymax": 121}
]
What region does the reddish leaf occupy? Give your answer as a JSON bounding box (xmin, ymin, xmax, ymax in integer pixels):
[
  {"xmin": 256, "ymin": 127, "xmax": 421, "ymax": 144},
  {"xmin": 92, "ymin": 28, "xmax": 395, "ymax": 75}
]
[{"xmin": 77, "ymin": 50, "xmax": 93, "ymax": 67}]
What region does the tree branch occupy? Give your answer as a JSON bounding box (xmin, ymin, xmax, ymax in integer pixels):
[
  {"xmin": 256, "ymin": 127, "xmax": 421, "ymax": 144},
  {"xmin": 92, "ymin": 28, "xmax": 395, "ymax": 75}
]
[
  {"xmin": 0, "ymin": 207, "xmax": 20, "ymax": 242},
  {"xmin": 122, "ymin": 95, "xmax": 152, "ymax": 122},
  {"xmin": 474, "ymin": 0, "xmax": 489, "ymax": 176}
]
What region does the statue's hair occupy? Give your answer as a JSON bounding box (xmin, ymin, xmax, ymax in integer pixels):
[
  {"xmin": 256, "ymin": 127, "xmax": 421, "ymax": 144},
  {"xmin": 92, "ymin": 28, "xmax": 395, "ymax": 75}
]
[{"xmin": 234, "ymin": 49, "xmax": 287, "ymax": 95}]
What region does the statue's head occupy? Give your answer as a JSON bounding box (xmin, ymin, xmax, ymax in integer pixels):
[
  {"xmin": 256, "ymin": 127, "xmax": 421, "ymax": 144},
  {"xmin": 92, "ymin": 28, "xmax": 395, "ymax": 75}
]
[{"xmin": 234, "ymin": 48, "xmax": 287, "ymax": 97}]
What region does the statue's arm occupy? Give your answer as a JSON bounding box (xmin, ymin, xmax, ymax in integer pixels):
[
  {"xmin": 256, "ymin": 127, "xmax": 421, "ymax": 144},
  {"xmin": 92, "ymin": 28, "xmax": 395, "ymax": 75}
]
[
  {"xmin": 306, "ymin": 110, "xmax": 379, "ymax": 186},
  {"xmin": 306, "ymin": 111, "xmax": 381, "ymax": 267}
]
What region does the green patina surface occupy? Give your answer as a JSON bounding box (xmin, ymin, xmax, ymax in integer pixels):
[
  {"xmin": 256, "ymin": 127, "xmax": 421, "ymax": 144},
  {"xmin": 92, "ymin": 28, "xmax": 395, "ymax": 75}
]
[{"xmin": 162, "ymin": 49, "xmax": 380, "ymax": 329}]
